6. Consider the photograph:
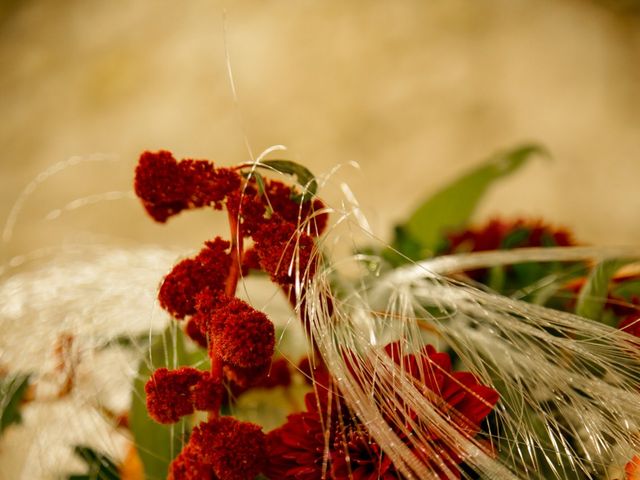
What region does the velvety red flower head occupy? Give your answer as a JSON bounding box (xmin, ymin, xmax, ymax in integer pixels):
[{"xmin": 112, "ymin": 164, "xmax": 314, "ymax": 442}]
[
  {"xmin": 203, "ymin": 294, "xmax": 275, "ymax": 369},
  {"xmin": 261, "ymin": 179, "xmax": 329, "ymax": 236},
  {"xmin": 158, "ymin": 237, "xmax": 231, "ymax": 319},
  {"xmin": 253, "ymin": 216, "xmax": 317, "ymax": 286},
  {"xmin": 169, "ymin": 446, "xmax": 218, "ymax": 480},
  {"xmin": 186, "ymin": 417, "xmax": 267, "ymax": 480},
  {"xmin": 145, "ymin": 367, "xmax": 202, "ymax": 424},
  {"xmin": 135, "ymin": 150, "xmax": 241, "ymax": 222},
  {"xmin": 145, "ymin": 368, "xmax": 223, "ymax": 424}
]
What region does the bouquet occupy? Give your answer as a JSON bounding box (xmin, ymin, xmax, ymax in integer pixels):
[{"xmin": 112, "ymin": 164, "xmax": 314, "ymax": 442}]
[{"xmin": 1, "ymin": 144, "xmax": 639, "ymax": 479}]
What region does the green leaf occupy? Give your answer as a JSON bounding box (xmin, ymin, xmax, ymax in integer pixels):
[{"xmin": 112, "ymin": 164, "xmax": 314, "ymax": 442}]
[
  {"xmin": 1, "ymin": 373, "xmax": 30, "ymax": 434},
  {"xmin": 129, "ymin": 326, "xmax": 190, "ymax": 480},
  {"xmin": 68, "ymin": 445, "xmax": 120, "ymax": 480},
  {"xmin": 397, "ymin": 144, "xmax": 548, "ymax": 258},
  {"xmin": 259, "ymin": 160, "xmax": 318, "ymax": 202},
  {"xmin": 575, "ymin": 259, "xmax": 631, "ymax": 323}
]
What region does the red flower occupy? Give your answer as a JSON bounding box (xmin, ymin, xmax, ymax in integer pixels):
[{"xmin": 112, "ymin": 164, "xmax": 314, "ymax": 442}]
[
  {"xmin": 158, "ymin": 238, "xmax": 231, "ymax": 319},
  {"xmin": 169, "ymin": 445, "xmax": 218, "ymax": 480},
  {"xmin": 134, "ymin": 150, "xmax": 240, "ymax": 222},
  {"xmin": 442, "ymin": 217, "xmax": 575, "ymax": 254},
  {"xmin": 185, "ymin": 417, "xmax": 267, "ymax": 480},
  {"xmin": 261, "ymin": 179, "xmax": 328, "ymax": 236},
  {"xmin": 266, "ymin": 344, "xmax": 498, "ymax": 479},
  {"xmin": 145, "ymin": 367, "xmax": 202, "ymax": 424},
  {"xmin": 145, "ymin": 368, "xmax": 223, "ymax": 423},
  {"xmin": 200, "ymin": 294, "xmax": 276, "ymax": 369},
  {"xmin": 253, "ymin": 217, "xmax": 317, "ymax": 286}
]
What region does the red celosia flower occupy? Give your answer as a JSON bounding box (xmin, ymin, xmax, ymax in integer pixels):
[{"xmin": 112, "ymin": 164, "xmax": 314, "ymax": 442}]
[
  {"xmin": 266, "ymin": 344, "xmax": 499, "ymax": 479},
  {"xmin": 226, "ymin": 185, "xmax": 268, "ymax": 237},
  {"xmin": 192, "ymin": 372, "xmax": 224, "ymax": 412},
  {"xmin": 145, "ymin": 367, "xmax": 203, "ymax": 424},
  {"xmin": 261, "ymin": 179, "xmax": 328, "ymax": 236},
  {"xmin": 204, "ymin": 294, "xmax": 275, "ymax": 369},
  {"xmin": 145, "ymin": 368, "xmax": 223, "ymax": 423},
  {"xmin": 253, "ymin": 217, "xmax": 317, "ymax": 286},
  {"xmin": 216, "ymin": 307, "xmax": 275, "ymax": 369},
  {"xmin": 223, "ymin": 360, "xmax": 272, "ymax": 388},
  {"xmin": 185, "ymin": 317, "xmax": 208, "ymax": 348},
  {"xmin": 186, "ymin": 417, "xmax": 267, "ymax": 480},
  {"xmin": 169, "ymin": 445, "xmax": 218, "ymax": 480},
  {"xmin": 259, "ymin": 357, "xmax": 293, "ymax": 389},
  {"xmin": 135, "ymin": 150, "xmax": 240, "ymax": 222},
  {"xmin": 158, "ymin": 238, "xmax": 231, "ymax": 319}
]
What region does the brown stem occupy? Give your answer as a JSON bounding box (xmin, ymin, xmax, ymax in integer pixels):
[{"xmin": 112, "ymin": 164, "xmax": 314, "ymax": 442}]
[
  {"xmin": 209, "ymin": 209, "xmax": 244, "ymax": 420},
  {"xmin": 224, "ymin": 210, "xmax": 243, "ymax": 297}
]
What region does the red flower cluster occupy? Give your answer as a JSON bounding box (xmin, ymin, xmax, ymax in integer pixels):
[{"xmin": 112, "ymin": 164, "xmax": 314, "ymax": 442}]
[
  {"xmin": 441, "ymin": 217, "xmax": 575, "ymax": 254},
  {"xmin": 135, "ymin": 150, "xmax": 241, "ymax": 222},
  {"xmin": 266, "ymin": 344, "xmax": 499, "ymax": 479},
  {"xmin": 145, "ymin": 367, "xmax": 222, "ymax": 424},
  {"xmin": 135, "ymin": 150, "xmax": 328, "ymax": 480},
  {"xmin": 169, "ymin": 417, "xmax": 266, "ymax": 480}
]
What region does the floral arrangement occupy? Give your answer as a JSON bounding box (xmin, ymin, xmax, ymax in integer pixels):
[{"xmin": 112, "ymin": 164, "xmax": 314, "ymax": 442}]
[{"xmin": 1, "ymin": 144, "xmax": 640, "ymax": 480}]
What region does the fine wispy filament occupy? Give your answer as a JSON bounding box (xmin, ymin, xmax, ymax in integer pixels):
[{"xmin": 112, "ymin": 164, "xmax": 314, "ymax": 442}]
[
  {"xmin": 303, "ymin": 241, "xmax": 640, "ymax": 478},
  {"xmin": 2, "ymin": 161, "xmax": 640, "ymax": 479}
]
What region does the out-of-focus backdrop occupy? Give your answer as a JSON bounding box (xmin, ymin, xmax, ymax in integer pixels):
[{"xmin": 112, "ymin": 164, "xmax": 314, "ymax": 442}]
[{"xmin": 1, "ymin": 0, "xmax": 639, "ymax": 258}]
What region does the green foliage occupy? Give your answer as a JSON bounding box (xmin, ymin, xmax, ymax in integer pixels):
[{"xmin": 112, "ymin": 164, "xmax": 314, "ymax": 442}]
[
  {"xmin": 575, "ymin": 259, "xmax": 631, "ymax": 324},
  {"xmin": 259, "ymin": 159, "xmax": 318, "ymax": 202},
  {"xmin": 129, "ymin": 326, "xmax": 190, "ymax": 480},
  {"xmin": 0, "ymin": 373, "xmax": 30, "ymax": 434},
  {"xmin": 67, "ymin": 446, "xmax": 120, "ymax": 480},
  {"xmin": 391, "ymin": 144, "xmax": 547, "ymax": 262}
]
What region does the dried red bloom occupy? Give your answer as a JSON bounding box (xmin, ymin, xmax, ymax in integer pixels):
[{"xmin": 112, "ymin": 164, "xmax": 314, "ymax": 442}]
[
  {"xmin": 134, "ymin": 150, "xmax": 241, "ymax": 222},
  {"xmin": 226, "ymin": 185, "xmax": 268, "ymax": 237},
  {"xmin": 145, "ymin": 367, "xmax": 202, "ymax": 424},
  {"xmin": 169, "ymin": 445, "xmax": 218, "ymax": 480},
  {"xmin": 259, "ymin": 358, "xmax": 292, "ymax": 389},
  {"xmin": 192, "ymin": 372, "xmax": 224, "ymax": 412},
  {"xmin": 189, "ymin": 417, "xmax": 267, "ymax": 480},
  {"xmin": 241, "ymin": 247, "xmax": 261, "ymax": 275},
  {"xmin": 262, "ymin": 180, "xmax": 329, "ymax": 236},
  {"xmin": 253, "ymin": 217, "xmax": 317, "ymax": 286},
  {"xmin": 267, "ymin": 344, "xmax": 499, "ymax": 479},
  {"xmin": 205, "ymin": 295, "xmax": 275, "ymax": 369},
  {"xmin": 159, "ymin": 238, "xmax": 231, "ymax": 319},
  {"xmin": 223, "ymin": 362, "xmax": 271, "ymax": 389},
  {"xmin": 185, "ymin": 317, "xmax": 208, "ymax": 348}
]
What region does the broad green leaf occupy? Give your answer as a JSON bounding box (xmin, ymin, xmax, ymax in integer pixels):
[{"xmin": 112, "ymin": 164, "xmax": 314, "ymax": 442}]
[
  {"xmin": 398, "ymin": 144, "xmax": 548, "ymax": 258},
  {"xmin": 130, "ymin": 326, "xmax": 189, "ymax": 480},
  {"xmin": 0, "ymin": 373, "xmax": 30, "ymax": 434},
  {"xmin": 68, "ymin": 445, "xmax": 120, "ymax": 480},
  {"xmin": 575, "ymin": 259, "xmax": 630, "ymax": 323},
  {"xmin": 259, "ymin": 160, "xmax": 317, "ymax": 202}
]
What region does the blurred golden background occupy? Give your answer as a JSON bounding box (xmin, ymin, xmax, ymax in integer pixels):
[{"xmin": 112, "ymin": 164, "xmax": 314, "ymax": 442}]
[{"xmin": 1, "ymin": 0, "xmax": 639, "ymax": 260}]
